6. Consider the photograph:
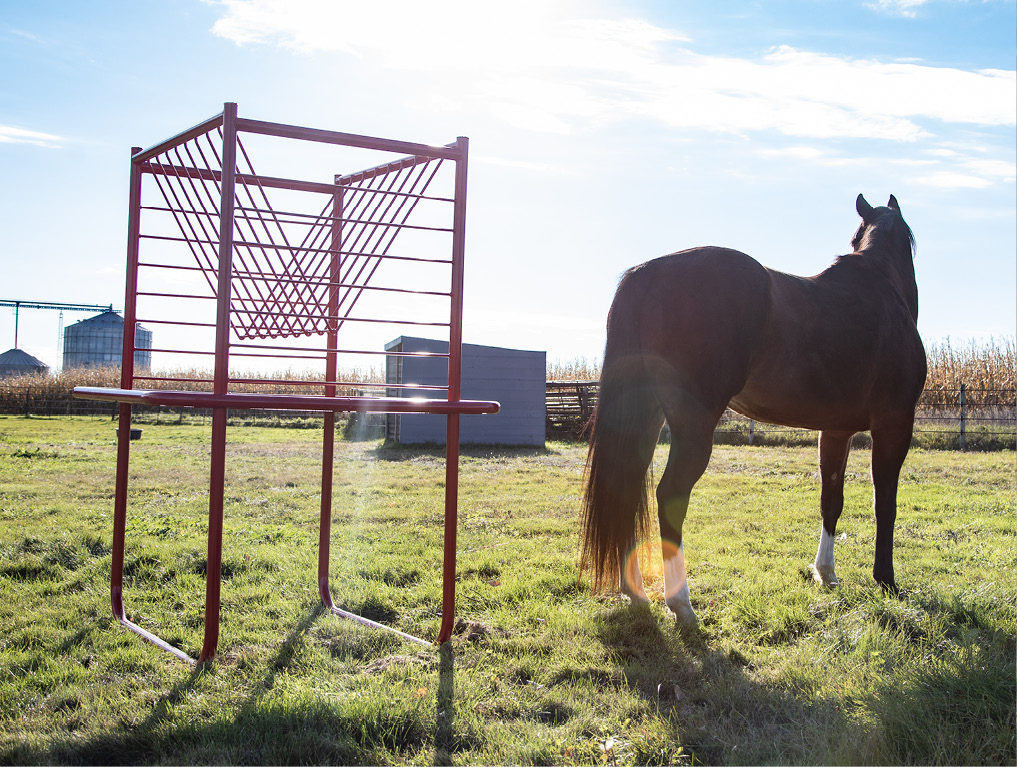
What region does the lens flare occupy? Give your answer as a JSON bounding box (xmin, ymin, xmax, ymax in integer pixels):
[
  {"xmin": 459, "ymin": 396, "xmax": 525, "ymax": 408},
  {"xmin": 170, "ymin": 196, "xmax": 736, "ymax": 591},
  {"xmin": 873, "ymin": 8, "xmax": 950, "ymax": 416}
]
[{"xmin": 621, "ymin": 538, "xmax": 683, "ymax": 596}]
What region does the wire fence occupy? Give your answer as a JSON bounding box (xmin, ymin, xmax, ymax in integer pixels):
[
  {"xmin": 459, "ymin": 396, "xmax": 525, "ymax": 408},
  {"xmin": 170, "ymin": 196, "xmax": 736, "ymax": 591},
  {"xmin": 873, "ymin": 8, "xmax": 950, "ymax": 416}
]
[{"xmin": 546, "ymin": 381, "xmax": 1016, "ymax": 451}]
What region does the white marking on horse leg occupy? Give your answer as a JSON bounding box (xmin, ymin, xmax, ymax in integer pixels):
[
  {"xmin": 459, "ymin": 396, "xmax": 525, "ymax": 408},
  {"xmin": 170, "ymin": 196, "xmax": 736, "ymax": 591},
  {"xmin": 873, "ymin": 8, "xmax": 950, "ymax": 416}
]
[
  {"xmin": 620, "ymin": 553, "xmax": 649, "ymax": 604},
  {"xmin": 663, "ymin": 543, "xmax": 698, "ymax": 625},
  {"xmin": 810, "ymin": 527, "xmax": 839, "ymax": 587}
]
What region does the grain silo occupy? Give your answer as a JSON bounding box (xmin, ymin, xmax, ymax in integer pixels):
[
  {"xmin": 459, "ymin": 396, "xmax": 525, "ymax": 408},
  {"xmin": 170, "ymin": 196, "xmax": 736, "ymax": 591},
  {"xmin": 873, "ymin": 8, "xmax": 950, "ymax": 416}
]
[
  {"xmin": 62, "ymin": 311, "xmax": 151, "ymax": 371},
  {"xmin": 0, "ymin": 348, "xmax": 49, "ymax": 378}
]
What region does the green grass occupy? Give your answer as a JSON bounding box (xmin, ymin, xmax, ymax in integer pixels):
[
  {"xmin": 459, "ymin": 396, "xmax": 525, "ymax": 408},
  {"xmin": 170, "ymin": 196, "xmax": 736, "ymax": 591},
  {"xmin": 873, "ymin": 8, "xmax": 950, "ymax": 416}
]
[{"xmin": 0, "ymin": 416, "xmax": 1013, "ymax": 765}]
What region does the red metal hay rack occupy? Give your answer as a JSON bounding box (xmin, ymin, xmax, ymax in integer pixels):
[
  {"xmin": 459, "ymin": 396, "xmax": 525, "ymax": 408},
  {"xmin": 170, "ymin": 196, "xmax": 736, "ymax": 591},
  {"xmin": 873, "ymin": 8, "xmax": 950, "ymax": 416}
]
[{"xmin": 74, "ymin": 102, "xmax": 499, "ymax": 664}]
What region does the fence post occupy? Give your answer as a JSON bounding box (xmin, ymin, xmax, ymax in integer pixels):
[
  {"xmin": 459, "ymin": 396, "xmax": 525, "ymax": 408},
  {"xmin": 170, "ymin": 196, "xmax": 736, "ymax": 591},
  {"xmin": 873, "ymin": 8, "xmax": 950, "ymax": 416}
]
[
  {"xmin": 748, "ymin": 419, "xmax": 755, "ymax": 446},
  {"xmin": 959, "ymin": 383, "xmax": 967, "ymax": 451}
]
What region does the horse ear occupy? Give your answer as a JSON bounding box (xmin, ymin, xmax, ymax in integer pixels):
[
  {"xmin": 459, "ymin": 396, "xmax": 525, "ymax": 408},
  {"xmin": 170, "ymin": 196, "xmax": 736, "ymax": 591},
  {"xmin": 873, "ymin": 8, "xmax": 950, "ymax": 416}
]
[
  {"xmin": 887, "ymin": 194, "xmax": 900, "ymax": 213},
  {"xmin": 856, "ymin": 194, "xmax": 874, "ymax": 222}
]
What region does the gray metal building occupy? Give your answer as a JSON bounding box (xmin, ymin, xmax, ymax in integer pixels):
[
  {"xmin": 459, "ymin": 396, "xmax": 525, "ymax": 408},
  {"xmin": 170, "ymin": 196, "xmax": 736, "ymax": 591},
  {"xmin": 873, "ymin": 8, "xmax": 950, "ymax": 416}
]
[
  {"xmin": 385, "ymin": 336, "xmax": 545, "ymax": 446},
  {"xmin": 62, "ymin": 311, "xmax": 152, "ymax": 371}
]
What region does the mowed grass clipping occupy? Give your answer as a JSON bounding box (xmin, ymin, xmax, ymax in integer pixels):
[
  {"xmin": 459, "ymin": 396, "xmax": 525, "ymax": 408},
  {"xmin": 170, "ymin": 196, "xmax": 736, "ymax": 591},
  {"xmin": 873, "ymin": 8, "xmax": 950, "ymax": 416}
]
[{"xmin": 0, "ymin": 416, "xmax": 1013, "ymax": 765}]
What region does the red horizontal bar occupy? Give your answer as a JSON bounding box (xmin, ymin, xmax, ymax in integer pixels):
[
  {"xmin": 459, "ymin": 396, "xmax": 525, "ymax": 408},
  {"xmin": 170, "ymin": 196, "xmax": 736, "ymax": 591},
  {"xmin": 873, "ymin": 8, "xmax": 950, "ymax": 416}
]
[
  {"xmin": 132, "ymin": 111, "xmax": 224, "ymax": 164},
  {"xmin": 142, "ymin": 162, "xmax": 335, "ymax": 196},
  {"xmin": 138, "ymin": 233, "xmax": 454, "ymax": 267},
  {"xmin": 139, "ymin": 348, "xmax": 215, "ymax": 356},
  {"xmin": 138, "ymin": 262, "xmax": 207, "ymax": 273},
  {"xmin": 337, "ymin": 217, "xmax": 453, "ymax": 234},
  {"xmin": 338, "ymin": 155, "xmax": 436, "ymax": 186},
  {"xmin": 235, "ymin": 117, "xmax": 464, "ymax": 161},
  {"xmin": 230, "ymin": 346, "xmax": 448, "ymax": 359},
  {"xmin": 229, "ymin": 351, "xmax": 326, "ymax": 361},
  {"xmin": 230, "ymin": 311, "xmax": 450, "ymax": 328},
  {"xmin": 222, "ymin": 377, "xmax": 447, "ymax": 393},
  {"xmin": 135, "ymin": 318, "xmax": 217, "ymax": 328},
  {"xmin": 224, "ymin": 380, "xmax": 449, "ymax": 393},
  {"xmin": 227, "ymin": 377, "xmax": 380, "ymax": 388},
  {"xmin": 226, "ymin": 273, "xmax": 452, "ymax": 299},
  {"xmin": 333, "ymin": 250, "xmax": 453, "ymax": 266},
  {"xmin": 73, "ymin": 387, "xmax": 500, "ymax": 415},
  {"xmin": 137, "ymin": 290, "xmax": 216, "ymax": 301},
  {"xmin": 134, "ymin": 375, "xmax": 215, "ymax": 385}
]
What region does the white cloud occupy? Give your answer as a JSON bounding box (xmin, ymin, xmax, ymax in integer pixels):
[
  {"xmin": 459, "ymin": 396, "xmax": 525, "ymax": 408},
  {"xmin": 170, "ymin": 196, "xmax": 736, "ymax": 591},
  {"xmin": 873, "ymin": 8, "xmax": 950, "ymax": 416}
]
[
  {"xmin": 475, "ymin": 155, "xmax": 572, "ymax": 174},
  {"xmin": 865, "ymin": 0, "xmax": 929, "ymax": 18},
  {"xmin": 0, "ymin": 125, "xmax": 62, "ymax": 147},
  {"xmin": 758, "ymin": 146, "xmax": 862, "ymax": 167},
  {"xmin": 935, "ymin": 160, "xmax": 1016, "ymax": 189},
  {"xmin": 759, "ymin": 141, "xmax": 1015, "ymax": 189},
  {"xmin": 916, "ymin": 171, "xmax": 993, "ymax": 189},
  {"xmin": 962, "ymin": 158, "xmax": 1017, "ymax": 183},
  {"xmin": 210, "ymin": 0, "xmax": 1016, "ymax": 142}
]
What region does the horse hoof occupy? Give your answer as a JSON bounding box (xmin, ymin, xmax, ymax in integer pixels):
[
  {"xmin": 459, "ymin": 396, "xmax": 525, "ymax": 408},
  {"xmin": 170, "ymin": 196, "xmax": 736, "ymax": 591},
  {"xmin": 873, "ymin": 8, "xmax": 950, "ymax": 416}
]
[
  {"xmin": 809, "ymin": 563, "xmax": 839, "ymax": 588},
  {"xmin": 666, "ymin": 602, "xmax": 699, "ymax": 628},
  {"xmin": 878, "ymin": 579, "xmax": 900, "ymax": 597}
]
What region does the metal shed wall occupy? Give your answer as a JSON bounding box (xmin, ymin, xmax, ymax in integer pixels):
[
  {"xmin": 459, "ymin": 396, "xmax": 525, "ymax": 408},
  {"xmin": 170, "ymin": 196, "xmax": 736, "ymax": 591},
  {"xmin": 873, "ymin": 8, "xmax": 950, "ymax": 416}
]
[{"xmin": 386, "ymin": 336, "xmax": 544, "ymax": 446}]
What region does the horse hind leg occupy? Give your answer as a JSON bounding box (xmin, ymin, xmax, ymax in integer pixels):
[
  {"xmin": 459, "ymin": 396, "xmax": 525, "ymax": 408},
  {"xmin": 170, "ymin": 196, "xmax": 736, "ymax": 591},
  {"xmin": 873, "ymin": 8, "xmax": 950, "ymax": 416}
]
[
  {"xmin": 618, "ymin": 414, "xmax": 666, "ymax": 604},
  {"xmin": 810, "ymin": 430, "xmax": 852, "ymax": 587},
  {"xmin": 620, "ymin": 551, "xmax": 649, "ymax": 604},
  {"xmin": 657, "ymin": 403, "xmax": 718, "ymax": 626}
]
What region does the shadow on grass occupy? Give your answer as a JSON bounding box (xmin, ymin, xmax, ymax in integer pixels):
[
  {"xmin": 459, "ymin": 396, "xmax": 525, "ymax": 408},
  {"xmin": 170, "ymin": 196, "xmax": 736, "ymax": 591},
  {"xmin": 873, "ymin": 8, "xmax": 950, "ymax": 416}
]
[
  {"xmin": 434, "ymin": 643, "xmax": 455, "ymax": 766},
  {"xmin": 16, "ymin": 605, "xmax": 324, "ymax": 765},
  {"xmin": 596, "ymin": 600, "xmax": 1016, "ymax": 765},
  {"xmin": 11, "ymin": 604, "xmax": 457, "ymax": 766},
  {"xmin": 595, "ymin": 603, "xmax": 848, "ymax": 765}
]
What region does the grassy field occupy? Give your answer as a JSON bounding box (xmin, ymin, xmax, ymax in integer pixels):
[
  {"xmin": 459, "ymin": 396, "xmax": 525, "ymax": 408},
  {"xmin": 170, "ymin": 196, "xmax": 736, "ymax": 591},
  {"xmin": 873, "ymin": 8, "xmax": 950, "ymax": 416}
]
[{"xmin": 0, "ymin": 416, "xmax": 1013, "ymax": 765}]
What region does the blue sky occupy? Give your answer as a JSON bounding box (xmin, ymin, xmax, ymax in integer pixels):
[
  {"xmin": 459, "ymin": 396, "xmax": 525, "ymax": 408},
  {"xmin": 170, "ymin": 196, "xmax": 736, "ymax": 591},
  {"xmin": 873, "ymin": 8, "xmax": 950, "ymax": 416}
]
[{"xmin": 2, "ymin": 0, "xmax": 1014, "ymax": 370}]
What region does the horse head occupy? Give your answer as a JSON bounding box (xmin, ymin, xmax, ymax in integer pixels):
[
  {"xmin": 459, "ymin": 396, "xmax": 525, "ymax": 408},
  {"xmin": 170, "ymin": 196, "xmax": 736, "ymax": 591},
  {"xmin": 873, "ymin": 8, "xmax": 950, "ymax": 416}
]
[{"xmin": 852, "ymin": 194, "xmax": 914, "ymax": 256}]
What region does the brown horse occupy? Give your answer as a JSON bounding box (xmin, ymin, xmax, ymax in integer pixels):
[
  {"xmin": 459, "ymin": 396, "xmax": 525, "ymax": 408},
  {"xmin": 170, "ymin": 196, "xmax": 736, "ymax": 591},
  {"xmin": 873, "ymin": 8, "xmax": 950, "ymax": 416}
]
[{"xmin": 580, "ymin": 194, "xmax": 926, "ymax": 624}]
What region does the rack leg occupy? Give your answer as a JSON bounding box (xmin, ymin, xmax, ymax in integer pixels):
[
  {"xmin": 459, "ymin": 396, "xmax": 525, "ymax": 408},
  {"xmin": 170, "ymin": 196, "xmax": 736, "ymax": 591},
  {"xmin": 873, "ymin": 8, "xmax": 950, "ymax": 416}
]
[
  {"xmin": 111, "ymin": 404, "xmax": 132, "ymax": 623},
  {"xmin": 198, "ymin": 406, "xmax": 228, "ymax": 663},
  {"xmin": 318, "ymin": 412, "xmax": 336, "ymax": 607},
  {"xmin": 109, "ymin": 403, "xmax": 194, "ymax": 664},
  {"xmin": 438, "ymin": 413, "xmax": 461, "ymax": 644}
]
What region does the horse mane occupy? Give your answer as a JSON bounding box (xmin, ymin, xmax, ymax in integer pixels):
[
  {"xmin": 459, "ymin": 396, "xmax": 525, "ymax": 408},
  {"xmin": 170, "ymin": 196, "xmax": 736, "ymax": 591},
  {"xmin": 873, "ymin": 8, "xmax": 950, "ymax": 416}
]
[{"xmin": 851, "ymin": 209, "xmax": 916, "ymax": 260}]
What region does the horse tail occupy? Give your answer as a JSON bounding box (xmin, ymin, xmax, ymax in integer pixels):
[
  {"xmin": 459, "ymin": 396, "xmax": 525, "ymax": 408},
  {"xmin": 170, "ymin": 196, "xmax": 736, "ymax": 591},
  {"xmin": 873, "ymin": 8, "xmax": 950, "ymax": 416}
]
[{"xmin": 580, "ymin": 273, "xmax": 662, "ymax": 592}]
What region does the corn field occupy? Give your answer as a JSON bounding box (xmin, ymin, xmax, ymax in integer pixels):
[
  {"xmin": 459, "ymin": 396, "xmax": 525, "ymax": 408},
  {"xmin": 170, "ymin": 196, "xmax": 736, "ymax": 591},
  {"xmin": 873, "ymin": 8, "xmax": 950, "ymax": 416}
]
[{"xmin": 1, "ymin": 339, "xmax": 1013, "ymax": 449}]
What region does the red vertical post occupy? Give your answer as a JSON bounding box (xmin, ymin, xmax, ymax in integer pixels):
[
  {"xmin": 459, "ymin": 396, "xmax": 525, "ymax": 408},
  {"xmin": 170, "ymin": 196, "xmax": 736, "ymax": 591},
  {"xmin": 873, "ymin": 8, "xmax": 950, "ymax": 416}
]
[
  {"xmin": 438, "ymin": 137, "xmax": 469, "ymax": 644},
  {"xmin": 199, "ymin": 102, "xmax": 238, "ymax": 663},
  {"xmin": 111, "ymin": 146, "xmax": 145, "ymax": 623},
  {"xmin": 318, "ymin": 181, "xmax": 343, "ymax": 606}
]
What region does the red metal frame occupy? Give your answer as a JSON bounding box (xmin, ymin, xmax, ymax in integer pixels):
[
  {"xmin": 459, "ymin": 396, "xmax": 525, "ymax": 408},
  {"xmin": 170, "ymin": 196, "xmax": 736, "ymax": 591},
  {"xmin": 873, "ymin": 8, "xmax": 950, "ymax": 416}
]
[{"xmin": 74, "ymin": 103, "xmax": 498, "ymax": 663}]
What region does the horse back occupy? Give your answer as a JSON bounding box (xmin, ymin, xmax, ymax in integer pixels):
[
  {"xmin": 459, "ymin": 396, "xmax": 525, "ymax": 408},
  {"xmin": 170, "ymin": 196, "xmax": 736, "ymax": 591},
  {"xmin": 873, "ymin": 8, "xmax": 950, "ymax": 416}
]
[
  {"xmin": 610, "ymin": 247, "xmax": 773, "ymax": 411},
  {"xmin": 733, "ymin": 259, "xmax": 926, "ymax": 431}
]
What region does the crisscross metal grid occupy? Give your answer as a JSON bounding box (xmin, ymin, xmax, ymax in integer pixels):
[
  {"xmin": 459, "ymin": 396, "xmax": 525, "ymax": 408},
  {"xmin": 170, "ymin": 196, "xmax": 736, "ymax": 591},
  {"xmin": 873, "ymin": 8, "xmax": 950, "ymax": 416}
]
[
  {"xmin": 78, "ymin": 105, "xmax": 492, "ymax": 662},
  {"xmin": 127, "ymin": 105, "xmax": 466, "ymax": 394}
]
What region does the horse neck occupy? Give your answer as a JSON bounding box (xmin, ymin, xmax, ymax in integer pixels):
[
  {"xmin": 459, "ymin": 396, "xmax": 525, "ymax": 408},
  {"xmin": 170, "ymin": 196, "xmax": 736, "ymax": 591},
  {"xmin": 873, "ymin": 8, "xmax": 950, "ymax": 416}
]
[{"xmin": 860, "ymin": 244, "xmax": 919, "ymax": 322}]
